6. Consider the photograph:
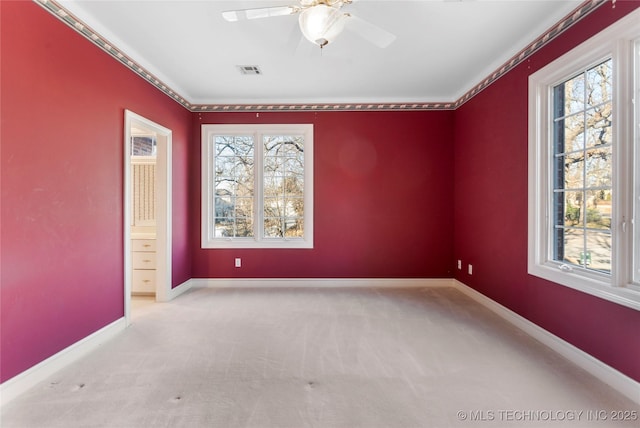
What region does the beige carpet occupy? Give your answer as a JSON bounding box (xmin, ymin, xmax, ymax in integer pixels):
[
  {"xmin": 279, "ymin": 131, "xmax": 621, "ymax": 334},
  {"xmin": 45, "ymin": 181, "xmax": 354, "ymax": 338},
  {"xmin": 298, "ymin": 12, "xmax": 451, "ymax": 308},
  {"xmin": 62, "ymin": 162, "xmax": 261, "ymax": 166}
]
[{"xmin": 2, "ymin": 286, "xmax": 638, "ymax": 427}]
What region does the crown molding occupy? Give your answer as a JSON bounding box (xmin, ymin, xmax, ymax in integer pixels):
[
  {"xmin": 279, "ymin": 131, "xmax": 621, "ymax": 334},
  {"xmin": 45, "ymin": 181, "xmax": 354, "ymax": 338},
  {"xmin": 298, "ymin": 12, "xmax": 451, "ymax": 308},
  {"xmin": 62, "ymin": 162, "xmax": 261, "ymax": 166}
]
[
  {"xmin": 34, "ymin": 0, "xmax": 194, "ymax": 110},
  {"xmin": 35, "ymin": 0, "xmax": 607, "ymax": 112},
  {"xmin": 190, "ymin": 102, "xmax": 457, "ymax": 112},
  {"xmin": 453, "ymin": 0, "xmax": 607, "ymax": 108}
]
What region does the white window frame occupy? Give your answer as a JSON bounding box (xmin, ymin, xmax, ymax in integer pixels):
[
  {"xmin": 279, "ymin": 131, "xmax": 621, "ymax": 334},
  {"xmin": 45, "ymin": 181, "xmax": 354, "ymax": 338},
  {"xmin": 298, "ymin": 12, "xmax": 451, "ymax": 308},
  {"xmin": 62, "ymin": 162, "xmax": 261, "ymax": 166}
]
[
  {"xmin": 201, "ymin": 123, "xmax": 314, "ymax": 249},
  {"xmin": 528, "ymin": 9, "xmax": 640, "ymax": 311},
  {"xmin": 634, "ymin": 38, "xmax": 640, "ymax": 290}
]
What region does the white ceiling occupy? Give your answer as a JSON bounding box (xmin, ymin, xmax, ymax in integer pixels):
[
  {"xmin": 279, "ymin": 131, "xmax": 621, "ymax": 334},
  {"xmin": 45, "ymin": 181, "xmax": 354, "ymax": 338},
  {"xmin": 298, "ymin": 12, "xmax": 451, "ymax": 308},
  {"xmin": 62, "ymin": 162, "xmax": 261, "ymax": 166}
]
[{"xmin": 57, "ymin": 0, "xmax": 583, "ymax": 106}]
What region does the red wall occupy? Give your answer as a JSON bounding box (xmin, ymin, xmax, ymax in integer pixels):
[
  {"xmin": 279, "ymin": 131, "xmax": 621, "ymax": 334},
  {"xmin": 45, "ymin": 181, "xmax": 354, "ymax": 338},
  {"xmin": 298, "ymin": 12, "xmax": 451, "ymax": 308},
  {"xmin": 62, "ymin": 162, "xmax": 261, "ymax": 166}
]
[
  {"xmin": 0, "ymin": 1, "xmax": 192, "ymax": 382},
  {"xmin": 191, "ymin": 111, "xmax": 455, "ymax": 278},
  {"xmin": 453, "ymin": 1, "xmax": 640, "ymax": 382}
]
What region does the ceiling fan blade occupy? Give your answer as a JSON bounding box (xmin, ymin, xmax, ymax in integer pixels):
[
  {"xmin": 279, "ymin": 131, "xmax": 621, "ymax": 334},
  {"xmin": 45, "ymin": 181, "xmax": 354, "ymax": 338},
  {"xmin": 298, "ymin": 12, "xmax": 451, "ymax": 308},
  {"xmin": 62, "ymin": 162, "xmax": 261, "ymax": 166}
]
[
  {"xmin": 222, "ymin": 6, "xmax": 297, "ymax": 22},
  {"xmin": 344, "ymin": 14, "xmax": 396, "ymax": 48}
]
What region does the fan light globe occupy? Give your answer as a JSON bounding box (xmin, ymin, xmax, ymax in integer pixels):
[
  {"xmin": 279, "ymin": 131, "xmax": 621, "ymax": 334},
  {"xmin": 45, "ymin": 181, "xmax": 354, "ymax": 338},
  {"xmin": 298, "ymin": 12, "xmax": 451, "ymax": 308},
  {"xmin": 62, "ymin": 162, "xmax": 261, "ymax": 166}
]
[{"xmin": 298, "ymin": 4, "xmax": 345, "ymax": 47}]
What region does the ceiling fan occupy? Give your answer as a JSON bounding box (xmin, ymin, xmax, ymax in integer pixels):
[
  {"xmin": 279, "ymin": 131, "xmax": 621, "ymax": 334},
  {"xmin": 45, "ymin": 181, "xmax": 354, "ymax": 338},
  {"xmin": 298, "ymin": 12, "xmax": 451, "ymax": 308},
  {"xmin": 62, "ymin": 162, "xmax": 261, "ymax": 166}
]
[{"xmin": 222, "ymin": 0, "xmax": 396, "ymax": 49}]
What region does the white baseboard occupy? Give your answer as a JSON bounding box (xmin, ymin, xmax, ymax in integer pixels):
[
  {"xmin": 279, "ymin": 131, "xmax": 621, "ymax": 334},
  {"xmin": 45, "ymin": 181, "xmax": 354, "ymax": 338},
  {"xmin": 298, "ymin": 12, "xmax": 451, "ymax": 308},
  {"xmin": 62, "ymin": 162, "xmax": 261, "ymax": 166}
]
[
  {"xmin": 4, "ymin": 279, "xmax": 637, "ymax": 408},
  {"xmin": 165, "ymin": 278, "xmax": 194, "ymax": 300},
  {"xmin": 191, "ymin": 277, "xmax": 454, "ymax": 289},
  {"xmin": 0, "ymin": 317, "xmax": 126, "ymax": 407},
  {"xmin": 453, "ymin": 280, "xmax": 640, "ymax": 405}
]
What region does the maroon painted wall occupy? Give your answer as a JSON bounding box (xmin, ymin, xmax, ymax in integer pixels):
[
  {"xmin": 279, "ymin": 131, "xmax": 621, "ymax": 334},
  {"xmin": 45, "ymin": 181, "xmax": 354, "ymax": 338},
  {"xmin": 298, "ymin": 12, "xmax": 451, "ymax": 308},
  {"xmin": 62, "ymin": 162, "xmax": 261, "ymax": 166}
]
[
  {"xmin": 0, "ymin": 1, "xmax": 191, "ymax": 382},
  {"xmin": 191, "ymin": 111, "xmax": 455, "ymax": 278},
  {"xmin": 453, "ymin": 1, "xmax": 640, "ymax": 382}
]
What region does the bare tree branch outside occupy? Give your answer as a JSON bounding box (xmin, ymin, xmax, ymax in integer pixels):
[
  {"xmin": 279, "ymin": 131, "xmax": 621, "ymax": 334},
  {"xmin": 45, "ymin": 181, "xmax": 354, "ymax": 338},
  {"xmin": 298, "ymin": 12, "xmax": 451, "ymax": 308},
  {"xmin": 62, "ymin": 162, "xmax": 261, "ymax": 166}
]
[
  {"xmin": 552, "ymin": 59, "xmax": 612, "ymax": 273},
  {"xmin": 213, "ymin": 134, "xmax": 305, "ymax": 239}
]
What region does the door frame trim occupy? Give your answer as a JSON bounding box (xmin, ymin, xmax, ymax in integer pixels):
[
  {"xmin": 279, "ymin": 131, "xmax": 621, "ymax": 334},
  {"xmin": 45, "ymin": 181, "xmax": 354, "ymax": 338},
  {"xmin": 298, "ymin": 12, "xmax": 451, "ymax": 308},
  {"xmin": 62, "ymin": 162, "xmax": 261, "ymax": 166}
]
[{"xmin": 124, "ymin": 110, "xmax": 172, "ymax": 324}]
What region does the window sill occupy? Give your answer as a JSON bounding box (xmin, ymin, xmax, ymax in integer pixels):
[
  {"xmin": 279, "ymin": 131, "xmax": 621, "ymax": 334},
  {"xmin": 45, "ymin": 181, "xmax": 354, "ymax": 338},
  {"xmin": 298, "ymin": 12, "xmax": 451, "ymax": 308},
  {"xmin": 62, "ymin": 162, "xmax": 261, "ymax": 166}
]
[
  {"xmin": 202, "ymin": 238, "xmax": 313, "ymax": 250},
  {"xmin": 529, "ymin": 263, "xmax": 640, "ymax": 311}
]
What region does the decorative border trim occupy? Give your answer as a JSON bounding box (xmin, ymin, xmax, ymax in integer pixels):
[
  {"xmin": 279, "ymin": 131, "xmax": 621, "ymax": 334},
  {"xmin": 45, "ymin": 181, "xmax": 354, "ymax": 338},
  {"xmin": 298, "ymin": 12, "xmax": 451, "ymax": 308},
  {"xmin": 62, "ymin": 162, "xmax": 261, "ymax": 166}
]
[
  {"xmin": 33, "ymin": 0, "xmax": 193, "ymax": 110},
  {"xmin": 453, "ymin": 280, "xmax": 640, "ymax": 405},
  {"xmin": 191, "ymin": 102, "xmax": 456, "ymax": 112},
  {"xmin": 35, "ymin": 0, "xmax": 607, "ymax": 112},
  {"xmin": 454, "ymin": 0, "xmax": 607, "ymax": 108},
  {"xmin": 191, "ymin": 277, "xmax": 454, "ymax": 289},
  {"xmin": 0, "ymin": 318, "xmax": 127, "ymax": 407}
]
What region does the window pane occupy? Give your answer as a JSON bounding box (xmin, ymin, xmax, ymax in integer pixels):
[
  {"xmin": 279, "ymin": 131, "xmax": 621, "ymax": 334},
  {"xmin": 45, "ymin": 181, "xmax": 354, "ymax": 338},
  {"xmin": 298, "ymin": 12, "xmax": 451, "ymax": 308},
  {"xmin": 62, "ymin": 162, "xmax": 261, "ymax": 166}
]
[
  {"xmin": 263, "ymin": 197, "xmax": 283, "ymax": 217},
  {"xmin": 563, "ymin": 73, "xmax": 585, "ymax": 116},
  {"xmin": 263, "ymin": 136, "xmax": 282, "ymax": 156},
  {"xmin": 562, "ymin": 152, "xmax": 584, "ymax": 191},
  {"xmin": 553, "ymin": 117, "xmax": 565, "ymax": 155},
  {"xmin": 563, "ymin": 114, "xmax": 586, "ymax": 152},
  {"xmin": 284, "ymin": 177, "xmax": 303, "ymax": 199},
  {"xmin": 214, "ymin": 196, "xmax": 254, "ymax": 238},
  {"xmin": 284, "ymin": 219, "xmax": 304, "ymax": 237},
  {"xmin": 214, "ymin": 217, "xmax": 233, "ymax": 237},
  {"xmin": 289, "ymin": 174, "xmax": 304, "ymax": 191},
  {"xmin": 552, "ymin": 154, "xmax": 565, "ymax": 190},
  {"xmin": 564, "ymin": 191, "xmax": 584, "ymax": 227},
  {"xmin": 216, "ymin": 142, "xmax": 235, "ymax": 157},
  {"xmin": 285, "ymin": 197, "xmax": 304, "ymax": 217},
  {"xmin": 585, "ymin": 147, "xmax": 612, "ymax": 188},
  {"xmin": 215, "ymin": 194, "xmax": 234, "ymax": 217},
  {"xmin": 235, "ymin": 217, "xmax": 254, "ymax": 237},
  {"xmin": 586, "ymin": 60, "xmax": 612, "ymax": 108},
  {"xmin": 237, "ymin": 165, "xmax": 254, "ymax": 196},
  {"xmin": 213, "ymin": 135, "xmax": 254, "ymax": 238},
  {"xmin": 552, "ymin": 191, "xmax": 565, "ymax": 261},
  {"xmin": 586, "ymin": 231, "xmax": 611, "ymax": 273},
  {"xmin": 263, "ymin": 217, "xmax": 283, "ymax": 238},
  {"xmin": 284, "ymin": 138, "xmax": 304, "ymax": 156},
  {"xmin": 263, "ymin": 175, "xmax": 284, "ymax": 196},
  {"xmin": 551, "ymin": 58, "xmax": 613, "ymax": 273},
  {"xmin": 586, "ymin": 105, "xmax": 612, "ymax": 148},
  {"xmin": 585, "ymin": 190, "xmax": 611, "ymax": 230},
  {"xmin": 263, "ymin": 134, "xmax": 304, "ymax": 239},
  {"xmin": 215, "ymin": 156, "xmax": 235, "ymax": 177},
  {"xmin": 285, "ymin": 158, "xmax": 304, "ymax": 175},
  {"xmin": 264, "ymin": 156, "xmax": 283, "ymax": 173},
  {"xmin": 562, "ymin": 228, "xmax": 584, "ymax": 266},
  {"xmin": 131, "ymin": 136, "xmax": 156, "ymax": 156},
  {"xmin": 235, "ymin": 197, "xmax": 254, "ymax": 219}
]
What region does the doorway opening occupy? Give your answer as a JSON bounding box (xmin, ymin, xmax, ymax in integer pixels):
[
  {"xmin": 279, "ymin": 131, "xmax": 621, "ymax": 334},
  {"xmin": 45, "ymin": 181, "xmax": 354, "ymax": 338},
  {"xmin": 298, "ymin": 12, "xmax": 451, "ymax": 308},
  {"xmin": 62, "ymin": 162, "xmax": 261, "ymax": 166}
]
[{"xmin": 124, "ymin": 110, "xmax": 172, "ymax": 324}]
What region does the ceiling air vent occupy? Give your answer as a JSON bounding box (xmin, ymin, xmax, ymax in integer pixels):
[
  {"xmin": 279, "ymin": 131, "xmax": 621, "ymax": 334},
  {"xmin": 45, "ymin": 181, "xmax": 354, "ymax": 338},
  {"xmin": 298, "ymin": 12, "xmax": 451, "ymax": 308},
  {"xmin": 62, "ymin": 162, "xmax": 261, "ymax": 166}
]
[{"xmin": 238, "ymin": 65, "xmax": 262, "ymax": 75}]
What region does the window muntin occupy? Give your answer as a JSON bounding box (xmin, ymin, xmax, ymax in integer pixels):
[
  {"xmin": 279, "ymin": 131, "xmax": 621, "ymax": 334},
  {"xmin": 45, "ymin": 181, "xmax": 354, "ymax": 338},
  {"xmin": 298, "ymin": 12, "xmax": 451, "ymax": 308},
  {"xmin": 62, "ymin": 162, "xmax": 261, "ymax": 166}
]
[
  {"xmin": 202, "ymin": 124, "xmax": 313, "ymax": 249},
  {"xmin": 214, "ymin": 135, "xmax": 255, "ymax": 238},
  {"xmin": 551, "ymin": 59, "xmax": 613, "ymax": 274},
  {"xmin": 262, "ymin": 134, "xmax": 305, "ymax": 239}
]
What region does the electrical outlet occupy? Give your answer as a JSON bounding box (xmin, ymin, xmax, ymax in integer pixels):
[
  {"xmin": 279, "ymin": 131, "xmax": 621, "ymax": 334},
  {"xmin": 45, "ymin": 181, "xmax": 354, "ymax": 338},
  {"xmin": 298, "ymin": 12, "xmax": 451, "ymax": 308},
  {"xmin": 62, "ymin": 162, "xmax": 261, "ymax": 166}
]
[
  {"xmin": 235, "ymin": 258, "xmax": 241, "ymax": 268},
  {"xmin": 457, "ymin": 260, "xmax": 462, "ymax": 270},
  {"xmin": 468, "ymin": 264, "xmax": 473, "ymax": 275}
]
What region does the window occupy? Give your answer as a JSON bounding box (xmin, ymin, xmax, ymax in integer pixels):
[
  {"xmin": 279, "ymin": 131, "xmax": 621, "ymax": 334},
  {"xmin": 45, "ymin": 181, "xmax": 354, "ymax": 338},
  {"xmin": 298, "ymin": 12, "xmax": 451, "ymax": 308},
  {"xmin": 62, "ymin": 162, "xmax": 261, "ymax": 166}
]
[
  {"xmin": 201, "ymin": 124, "xmax": 313, "ymax": 249},
  {"xmin": 551, "ymin": 59, "xmax": 613, "ymax": 274},
  {"xmin": 131, "ymin": 135, "xmax": 157, "ymax": 156},
  {"xmin": 528, "ymin": 9, "xmax": 640, "ymax": 310}
]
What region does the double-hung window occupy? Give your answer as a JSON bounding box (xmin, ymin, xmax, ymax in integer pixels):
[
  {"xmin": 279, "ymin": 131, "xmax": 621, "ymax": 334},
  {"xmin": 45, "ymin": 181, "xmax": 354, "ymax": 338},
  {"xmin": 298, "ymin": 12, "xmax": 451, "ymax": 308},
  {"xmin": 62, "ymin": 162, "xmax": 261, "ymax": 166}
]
[
  {"xmin": 201, "ymin": 124, "xmax": 313, "ymax": 249},
  {"xmin": 528, "ymin": 9, "xmax": 640, "ymax": 310}
]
